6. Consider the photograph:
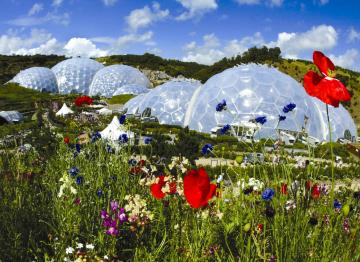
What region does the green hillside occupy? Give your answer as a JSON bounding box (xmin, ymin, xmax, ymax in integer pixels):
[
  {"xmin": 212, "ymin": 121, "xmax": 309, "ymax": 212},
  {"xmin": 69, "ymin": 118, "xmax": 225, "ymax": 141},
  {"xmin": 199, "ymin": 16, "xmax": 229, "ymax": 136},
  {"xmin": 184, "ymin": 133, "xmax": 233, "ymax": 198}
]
[{"xmin": 1, "ymin": 47, "xmax": 360, "ymax": 128}]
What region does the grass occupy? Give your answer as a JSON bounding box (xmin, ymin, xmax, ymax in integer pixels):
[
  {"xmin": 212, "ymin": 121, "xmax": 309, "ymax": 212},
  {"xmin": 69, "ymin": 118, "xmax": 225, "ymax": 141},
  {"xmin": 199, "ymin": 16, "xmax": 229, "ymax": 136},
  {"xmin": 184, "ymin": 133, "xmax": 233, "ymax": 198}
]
[
  {"xmin": 1, "ymin": 136, "xmax": 360, "ymax": 261},
  {"xmin": 107, "ymin": 94, "xmax": 135, "ymax": 105}
]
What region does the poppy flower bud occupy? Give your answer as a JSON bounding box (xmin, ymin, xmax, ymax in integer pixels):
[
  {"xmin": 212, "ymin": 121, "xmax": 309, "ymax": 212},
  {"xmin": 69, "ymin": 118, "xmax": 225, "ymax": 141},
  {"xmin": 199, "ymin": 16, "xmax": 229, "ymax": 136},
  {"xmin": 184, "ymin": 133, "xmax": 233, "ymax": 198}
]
[{"xmin": 311, "ymin": 184, "xmax": 321, "ymax": 199}]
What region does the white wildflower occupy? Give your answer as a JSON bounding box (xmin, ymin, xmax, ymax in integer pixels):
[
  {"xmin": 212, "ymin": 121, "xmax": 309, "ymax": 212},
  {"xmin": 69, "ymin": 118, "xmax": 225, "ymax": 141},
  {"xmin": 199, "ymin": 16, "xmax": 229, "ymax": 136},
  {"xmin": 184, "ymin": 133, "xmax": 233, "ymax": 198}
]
[{"xmin": 65, "ymin": 246, "xmax": 74, "ymax": 254}]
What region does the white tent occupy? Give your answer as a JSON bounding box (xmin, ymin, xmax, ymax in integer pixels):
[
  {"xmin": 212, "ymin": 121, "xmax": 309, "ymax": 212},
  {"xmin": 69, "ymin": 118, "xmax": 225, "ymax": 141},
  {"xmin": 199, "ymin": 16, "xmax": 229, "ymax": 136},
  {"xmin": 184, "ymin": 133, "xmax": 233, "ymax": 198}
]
[
  {"xmin": 97, "ymin": 107, "xmax": 113, "ymax": 115},
  {"xmin": 100, "ymin": 116, "xmax": 135, "ymax": 142},
  {"xmin": 56, "ymin": 103, "xmax": 74, "ymax": 116}
]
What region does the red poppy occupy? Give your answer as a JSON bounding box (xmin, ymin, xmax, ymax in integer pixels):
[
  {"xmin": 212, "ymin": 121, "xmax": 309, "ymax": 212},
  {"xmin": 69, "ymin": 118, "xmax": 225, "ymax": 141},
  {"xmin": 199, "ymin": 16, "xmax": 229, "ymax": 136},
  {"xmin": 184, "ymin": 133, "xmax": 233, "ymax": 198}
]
[
  {"xmin": 183, "ymin": 168, "xmax": 217, "ymax": 208},
  {"xmin": 74, "ymin": 96, "xmax": 93, "ymax": 107},
  {"xmin": 280, "ymin": 183, "xmax": 288, "ymax": 195},
  {"xmin": 150, "ymin": 175, "xmax": 176, "ymax": 199},
  {"xmin": 303, "ymin": 51, "xmax": 351, "ymax": 107},
  {"xmin": 257, "ymin": 223, "xmax": 264, "ymax": 233},
  {"xmin": 64, "ymin": 137, "xmax": 70, "ymax": 144},
  {"xmin": 311, "ymin": 184, "xmax": 321, "ymax": 199}
]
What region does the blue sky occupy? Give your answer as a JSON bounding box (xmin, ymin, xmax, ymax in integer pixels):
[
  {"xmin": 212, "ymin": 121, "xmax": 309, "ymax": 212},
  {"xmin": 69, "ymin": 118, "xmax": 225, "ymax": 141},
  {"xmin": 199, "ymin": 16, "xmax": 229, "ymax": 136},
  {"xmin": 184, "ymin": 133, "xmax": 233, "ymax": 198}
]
[{"xmin": 1, "ymin": 0, "xmax": 360, "ymax": 71}]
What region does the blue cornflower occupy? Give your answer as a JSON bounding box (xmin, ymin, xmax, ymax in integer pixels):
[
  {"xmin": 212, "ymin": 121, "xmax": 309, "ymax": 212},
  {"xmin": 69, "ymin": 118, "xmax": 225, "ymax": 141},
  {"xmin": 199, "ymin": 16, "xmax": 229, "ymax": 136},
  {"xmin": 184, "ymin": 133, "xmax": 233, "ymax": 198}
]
[
  {"xmin": 334, "ymin": 199, "xmax": 342, "ymax": 209},
  {"xmin": 119, "ymin": 134, "xmax": 128, "ymax": 143},
  {"xmin": 91, "ymin": 131, "xmax": 101, "ymax": 143},
  {"xmin": 119, "ymin": 115, "xmax": 126, "ymax": 124},
  {"xmin": 128, "ymin": 159, "xmax": 137, "ymax": 166},
  {"xmin": 262, "ymin": 188, "xmax": 275, "ymax": 201},
  {"xmin": 97, "ymin": 189, "xmax": 103, "ymax": 197},
  {"xmin": 201, "ymin": 144, "xmax": 213, "ymax": 155},
  {"xmin": 76, "ymin": 176, "xmax": 84, "ymax": 185},
  {"xmin": 255, "ymin": 116, "xmax": 267, "ymax": 125},
  {"xmin": 144, "ymin": 137, "xmax": 152, "ymax": 144},
  {"xmin": 106, "ymin": 144, "xmax": 114, "ymax": 153},
  {"xmin": 220, "ymin": 124, "xmax": 231, "ymax": 135},
  {"xmin": 216, "ymin": 100, "xmax": 227, "ymax": 112},
  {"xmin": 69, "ymin": 166, "xmax": 79, "ymax": 177},
  {"xmin": 75, "ymin": 143, "xmax": 81, "ymax": 153},
  {"xmin": 279, "ymin": 115, "xmax": 286, "ymax": 121},
  {"xmin": 283, "ymin": 103, "xmax": 296, "ymax": 113}
]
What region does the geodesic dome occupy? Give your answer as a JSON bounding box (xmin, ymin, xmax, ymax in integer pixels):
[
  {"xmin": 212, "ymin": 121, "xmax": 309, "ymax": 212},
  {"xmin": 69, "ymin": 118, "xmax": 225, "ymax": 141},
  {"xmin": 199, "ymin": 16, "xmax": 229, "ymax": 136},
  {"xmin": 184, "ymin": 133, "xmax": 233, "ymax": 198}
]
[
  {"xmin": 52, "ymin": 58, "xmax": 104, "ymax": 94},
  {"xmin": 10, "ymin": 67, "xmax": 58, "ymax": 93},
  {"xmin": 183, "ymin": 64, "xmax": 357, "ymax": 141},
  {"xmin": 89, "ymin": 65, "xmax": 151, "ymax": 97},
  {"xmin": 125, "ymin": 79, "xmax": 202, "ymax": 126}
]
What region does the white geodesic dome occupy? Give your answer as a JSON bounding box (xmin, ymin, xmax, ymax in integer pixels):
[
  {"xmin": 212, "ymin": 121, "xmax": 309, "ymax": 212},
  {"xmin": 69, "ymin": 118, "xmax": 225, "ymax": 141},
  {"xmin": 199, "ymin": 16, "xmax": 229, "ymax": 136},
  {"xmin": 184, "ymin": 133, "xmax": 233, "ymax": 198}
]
[
  {"xmin": 89, "ymin": 65, "xmax": 151, "ymax": 97},
  {"xmin": 10, "ymin": 67, "xmax": 58, "ymax": 93},
  {"xmin": 184, "ymin": 64, "xmax": 357, "ymax": 141},
  {"xmin": 124, "ymin": 79, "xmax": 202, "ymax": 126},
  {"xmin": 52, "ymin": 58, "xmax": 104, "ymax": 94}
]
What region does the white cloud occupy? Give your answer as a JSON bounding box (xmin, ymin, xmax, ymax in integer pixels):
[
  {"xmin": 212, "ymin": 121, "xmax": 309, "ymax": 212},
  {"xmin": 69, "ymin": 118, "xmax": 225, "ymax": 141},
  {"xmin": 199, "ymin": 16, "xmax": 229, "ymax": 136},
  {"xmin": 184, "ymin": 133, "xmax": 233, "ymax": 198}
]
[
  {"xmin": 102, "ymin": 0, "xmax": 118, "ymax": 6},
  {"xmin": 348, "ymin": 27, "xmax": 360, "ymax": 43},
  {"xmin": 16, "ymin": 39, "xmax": 63, "ymax": 56},
  {"xmin": 126, "ymin": 2, "xmax": 169, "ymax": 32},
  {"xmin": 182, "ymin": 32, "xmax": 264, "ymax": 65},
  {"xmin": 0, "ymin": 29, "xmax": 53, "ymax": 55},
  {"xmin": 235, "ymin": 0, "xmax": 283, "ymax": 7},
  {"xmin": 176, "ymin": 0, "xmax": 218, "ymax": 21},
  {"xmin": 268, "ymin": 24, "xmax": 337, "ymax": 58},
  {"xmin": 28, "ymin": 3, "xmax": 43, "ymax": 16},
  {"xmin": 113, "ymin": 31, "xmax": 154, "ymax": 52},
  {"xmin": 318, "ymin": 0, "xmax": 329, "ymax": 5},
  {"xmin": 7, "ymin": 12, "xmax": 70, "ymax": 27},
  {"xmin": 329, "ymin": 49, "xmax": 359, "ymax": 70},
  {"xmin": 52, "ymin": 0, "xmax": 64, "ymax": 7},
  {"xmin": 64, "ymin": 38, "xmax": 108, "ymax": 57}
]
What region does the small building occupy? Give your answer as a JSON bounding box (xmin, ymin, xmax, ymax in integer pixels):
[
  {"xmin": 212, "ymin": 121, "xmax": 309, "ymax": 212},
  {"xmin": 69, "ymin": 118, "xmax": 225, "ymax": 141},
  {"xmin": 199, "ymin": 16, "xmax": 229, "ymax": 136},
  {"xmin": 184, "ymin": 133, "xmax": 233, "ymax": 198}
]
[{"xmin": 0, "ymin": 111, "xmax": 24, "ymax": 124}]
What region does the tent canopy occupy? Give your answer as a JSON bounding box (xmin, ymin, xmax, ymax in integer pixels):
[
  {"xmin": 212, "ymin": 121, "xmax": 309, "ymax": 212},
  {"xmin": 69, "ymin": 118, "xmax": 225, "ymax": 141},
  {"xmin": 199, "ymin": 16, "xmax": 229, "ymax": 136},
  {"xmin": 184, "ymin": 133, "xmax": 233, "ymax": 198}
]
[
  {"xmin": 100, "ymin": 116, "xmax": 134, "ymax": 141},
  {"xmin": 56, "ymin": 103, "xmax": 74, "ymax": 116}
]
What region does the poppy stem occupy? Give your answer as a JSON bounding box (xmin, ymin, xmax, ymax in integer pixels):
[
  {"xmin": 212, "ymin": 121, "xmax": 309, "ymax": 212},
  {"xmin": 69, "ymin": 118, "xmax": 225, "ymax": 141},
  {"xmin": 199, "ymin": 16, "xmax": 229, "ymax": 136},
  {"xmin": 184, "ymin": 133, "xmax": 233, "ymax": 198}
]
[{"xmin": 326, "ymin": 104, "xmax": 335, "ymax": 200}]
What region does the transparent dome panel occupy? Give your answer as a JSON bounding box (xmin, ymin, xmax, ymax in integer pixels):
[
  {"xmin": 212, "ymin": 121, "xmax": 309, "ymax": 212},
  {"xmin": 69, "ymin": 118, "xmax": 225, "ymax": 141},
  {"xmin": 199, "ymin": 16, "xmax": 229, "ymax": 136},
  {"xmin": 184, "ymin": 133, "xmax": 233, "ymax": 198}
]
[
  {"xmin": 11, "ymin": 67, "xmax": 58, "ymax": 93},
  {"xmin": 185, "ymin": 64, "xmax": 357, "ymax": 141},
  {"xmin": 89, "ymin": 65, "xmax": 151, "ymax": 97},
  {"xmin": 52, "ymin": 58, "xmax": 104, "ymax": 94}
]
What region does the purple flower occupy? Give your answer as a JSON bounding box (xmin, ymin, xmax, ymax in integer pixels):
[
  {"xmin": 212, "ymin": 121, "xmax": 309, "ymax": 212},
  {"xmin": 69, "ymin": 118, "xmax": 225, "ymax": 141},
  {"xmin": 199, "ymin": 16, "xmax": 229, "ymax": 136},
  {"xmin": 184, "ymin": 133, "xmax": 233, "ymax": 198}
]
[
  {"xmin": 119, "ymin": 134, "xmax": 128, "ymax": 143},
  {"xmin": 343, "ymin": 218, "xmax": 350, "ymax": 234},
  {"xmin": 118, "ymin": 212, "xmax": 128, "ymax": 223},
  {"xmin": 201, "ymin": 144, "xmax": 213, "ymax": 155},
  {"xmin": 255, "ymin": 116, "xmax": 267, "ymax": 125},
  {"xmin": 283, "ymin": 103, "xmax": 296, "ymax": 113},
  {"xmin": 100, "ymin": 209, "xmax": 109, "ymax": 219},
  {"xmin": 97, "ymin": 189, "xmax": 103, "ymax": 197},
  {"xmin": 216, "ymin": 100, "xmax": 227, "ymax": 112},
  {"xmin": 106, "ymin": 227, "xmax": 118, "ymax": 236},
  {"xmin": 220, "ymin": 124, "xmax": 231, "ymax": 135},
  {"xmin": 279, "ymin": 115, "xmax": 286, "ymax": 121},
  {"xmin": 110, "ymin": 200, "xmax": 119, "ymax": 211},
  {"xmin": 262, "ymin": 188, "xmax": 275, "ymax": 201},
  {"xmin": 73, "ymin": 198, "xmax": 81, "ymax": 205},
  {"xmin": 69, "ymin": 166, "xmax": 79, "ymax": 177},
  {"xmin": 119, "ymin": 115, "xmax": 126, "ymax": 124}
]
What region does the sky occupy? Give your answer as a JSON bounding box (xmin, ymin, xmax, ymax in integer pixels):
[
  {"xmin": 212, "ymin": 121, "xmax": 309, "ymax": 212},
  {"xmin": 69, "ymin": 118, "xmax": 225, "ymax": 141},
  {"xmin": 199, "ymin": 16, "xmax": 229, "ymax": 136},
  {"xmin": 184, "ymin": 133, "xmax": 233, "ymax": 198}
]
[{"xmin": 1, "ymin": 0, "xmax": 360, "ymax": 71}]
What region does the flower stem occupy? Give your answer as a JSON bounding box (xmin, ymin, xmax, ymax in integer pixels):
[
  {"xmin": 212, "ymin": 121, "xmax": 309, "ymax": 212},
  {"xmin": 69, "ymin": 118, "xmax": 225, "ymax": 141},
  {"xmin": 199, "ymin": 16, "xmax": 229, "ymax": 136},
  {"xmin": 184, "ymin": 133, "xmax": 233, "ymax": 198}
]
[{"xmin": 326, "ymin": 104, "xmax": 335, "ymax": 200}]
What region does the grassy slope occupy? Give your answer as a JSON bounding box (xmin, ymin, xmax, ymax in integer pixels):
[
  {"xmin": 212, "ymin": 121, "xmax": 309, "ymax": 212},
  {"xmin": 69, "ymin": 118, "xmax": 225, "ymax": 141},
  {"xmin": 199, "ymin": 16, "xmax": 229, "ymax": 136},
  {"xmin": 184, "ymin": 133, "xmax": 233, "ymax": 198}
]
[{"xmin": 1, "ymin": 52, "xmax": 360, "ymax": 129}]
